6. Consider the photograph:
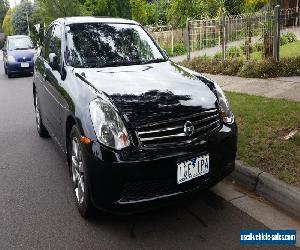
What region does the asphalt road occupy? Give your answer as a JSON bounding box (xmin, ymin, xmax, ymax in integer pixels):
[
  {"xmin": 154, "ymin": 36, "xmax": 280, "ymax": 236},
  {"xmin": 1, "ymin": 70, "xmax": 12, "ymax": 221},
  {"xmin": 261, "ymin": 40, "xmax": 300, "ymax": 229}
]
[{"xmin": 0, "ymin": 60, "xmax": 282, "ymax": 249}]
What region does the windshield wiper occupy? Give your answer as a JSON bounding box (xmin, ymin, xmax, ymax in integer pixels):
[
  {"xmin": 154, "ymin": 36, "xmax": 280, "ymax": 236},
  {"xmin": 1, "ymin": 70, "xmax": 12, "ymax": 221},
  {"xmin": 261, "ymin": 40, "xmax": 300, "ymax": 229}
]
[
  {"xmin": 75, "ymin": 59, "xmax": 167, "ymax": 68},
  {"xmin": 140, "ymin": 58, "xmax": 167, "ymax": 64},
  {"xmin": 15, "ymin": 48, "xmax": 30, "ymax": 50}
]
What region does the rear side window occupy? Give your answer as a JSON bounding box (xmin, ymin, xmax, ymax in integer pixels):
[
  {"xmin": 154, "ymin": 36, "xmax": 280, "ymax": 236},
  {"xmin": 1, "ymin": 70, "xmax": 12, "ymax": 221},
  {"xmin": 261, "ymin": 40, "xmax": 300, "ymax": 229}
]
[
  {"xmin": 41, "ymin": 26, "xmax": 54, "ymax": 60},
  {"xmin": 41, "ymin": 24, "xmax": 62, "ymax": 63},
  {"xmin": 49, "ymin": 25, "xmax": 62, "ymax": 63}
]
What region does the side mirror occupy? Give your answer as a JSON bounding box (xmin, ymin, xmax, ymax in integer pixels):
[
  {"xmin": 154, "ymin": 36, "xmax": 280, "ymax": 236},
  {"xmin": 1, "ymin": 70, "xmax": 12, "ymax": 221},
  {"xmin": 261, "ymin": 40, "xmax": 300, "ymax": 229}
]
[{"xmin": 49, "ymin": 52, "xmax": 59, "ymax": 71}]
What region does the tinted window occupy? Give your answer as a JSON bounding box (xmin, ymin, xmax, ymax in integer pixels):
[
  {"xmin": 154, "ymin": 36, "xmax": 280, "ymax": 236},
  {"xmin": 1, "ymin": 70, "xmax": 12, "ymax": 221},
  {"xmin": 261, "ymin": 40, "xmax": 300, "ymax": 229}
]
[
  {"xmin": 66, "ymin": 23, "xmax": 165, "ymax": 68},
  {"xmin": 41, "ymin": 26, "xmax": 53, "ymax": 59},
  {"xmin": 8, "ymin": 37, "xmax": 33, "ymax": 50},
  {"xmin": 49, "ymin": 25, "xmax": 62, "ymax": 62}
]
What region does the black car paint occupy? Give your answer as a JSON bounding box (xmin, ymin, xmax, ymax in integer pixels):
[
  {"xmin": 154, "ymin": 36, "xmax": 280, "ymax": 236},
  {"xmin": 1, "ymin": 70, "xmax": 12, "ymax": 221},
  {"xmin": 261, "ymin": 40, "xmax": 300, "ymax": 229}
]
[{"xmin": 34, "ymin": 18, "xmax": 237, "ymax": 212}]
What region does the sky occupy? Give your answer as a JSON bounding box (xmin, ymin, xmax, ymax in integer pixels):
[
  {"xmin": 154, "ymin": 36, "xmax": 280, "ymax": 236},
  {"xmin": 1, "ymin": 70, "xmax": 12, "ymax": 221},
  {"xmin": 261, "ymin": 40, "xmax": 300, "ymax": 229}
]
[{"xmin": 9, "ymin": 0, "xmax": 34, "ymax": 8}]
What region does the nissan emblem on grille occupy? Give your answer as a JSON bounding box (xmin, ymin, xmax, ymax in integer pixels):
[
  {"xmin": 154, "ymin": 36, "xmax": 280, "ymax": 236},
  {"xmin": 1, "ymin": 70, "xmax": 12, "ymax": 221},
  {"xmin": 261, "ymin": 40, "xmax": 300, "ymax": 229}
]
[{"xmin": 184, "ymin": 121, "xmax": 194, "ymax": 137}]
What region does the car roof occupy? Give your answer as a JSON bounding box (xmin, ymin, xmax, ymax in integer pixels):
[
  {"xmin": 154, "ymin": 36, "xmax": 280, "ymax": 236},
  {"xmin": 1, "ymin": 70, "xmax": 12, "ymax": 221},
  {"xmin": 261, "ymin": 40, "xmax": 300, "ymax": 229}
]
[
  {"xmin": 7, "ymin": 35, "xmax": 30, "ymax": 39},
  {"xmin": 54, "ymin": 16, "xmax": 139, "ymax": 26}
]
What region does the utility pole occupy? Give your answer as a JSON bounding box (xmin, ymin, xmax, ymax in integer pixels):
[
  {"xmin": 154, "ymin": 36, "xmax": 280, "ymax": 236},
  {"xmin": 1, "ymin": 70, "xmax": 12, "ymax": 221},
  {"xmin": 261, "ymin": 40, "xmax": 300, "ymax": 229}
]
[{"xmin": 26, "ymin": 12, "xmax": 30, "ymax": 37}]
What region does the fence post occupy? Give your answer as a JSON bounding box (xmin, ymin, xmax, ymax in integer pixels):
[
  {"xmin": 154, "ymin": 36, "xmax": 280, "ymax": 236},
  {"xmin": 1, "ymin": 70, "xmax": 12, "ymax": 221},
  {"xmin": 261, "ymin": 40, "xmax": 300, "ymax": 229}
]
[
  {"xmin": 221, "ymin": 14, "xmax": 226, "ymax": 61},
  {"xmin": 170, "ymin": 25, "xmax": 174, "ymax": 55},
  {"xmin": 273, "ymin": 5, "xmax": 280, "ymax": 62},
  {"xmin": 186, "ymin": 18, "xmax": 191, "ymax": 61}
]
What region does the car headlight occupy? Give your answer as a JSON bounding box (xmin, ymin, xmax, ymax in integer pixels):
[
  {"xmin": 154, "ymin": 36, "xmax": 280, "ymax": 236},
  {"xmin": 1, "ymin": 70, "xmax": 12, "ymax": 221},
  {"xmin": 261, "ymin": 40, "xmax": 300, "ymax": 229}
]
[
  {"xmin": 7, "ymin": 55, "xmax": 16, "ymax": 63},
  {"xmin": 214, "ymin": 83, "xmax": 234, "ymax": 124},
  {"xmin": 89, "ymin": 98, "xmax": 130, "ymax": 150}
]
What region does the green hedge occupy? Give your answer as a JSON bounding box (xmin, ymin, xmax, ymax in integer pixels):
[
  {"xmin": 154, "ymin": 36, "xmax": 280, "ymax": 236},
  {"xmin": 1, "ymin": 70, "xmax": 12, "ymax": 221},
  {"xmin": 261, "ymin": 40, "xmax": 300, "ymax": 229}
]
[
  {"xmin": 161, "ymin": 42, "xmax": 187, "ymax": 57},
  {"xmin": 180, "ymin": 56, "xmax": 300, "ymax": 78}
]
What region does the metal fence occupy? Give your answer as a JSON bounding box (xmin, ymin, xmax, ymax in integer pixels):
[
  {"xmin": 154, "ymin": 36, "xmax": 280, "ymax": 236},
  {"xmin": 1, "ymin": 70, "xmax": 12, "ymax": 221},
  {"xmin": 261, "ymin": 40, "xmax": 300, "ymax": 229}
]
[{"xmin": 186, "ymin": 6, "xmax": 300, "ymax": 61}]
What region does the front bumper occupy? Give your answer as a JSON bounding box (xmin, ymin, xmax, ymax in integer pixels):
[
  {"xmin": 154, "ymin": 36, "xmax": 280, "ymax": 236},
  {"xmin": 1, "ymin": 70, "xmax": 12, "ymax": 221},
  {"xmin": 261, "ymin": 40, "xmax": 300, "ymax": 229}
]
[
  {"xmin": 6, "ymin": 61, "xmax": 34, "ymax": 74},
  {"xmin": 84, "ymin": 123, "xmax": 237, "ymax": 212}
]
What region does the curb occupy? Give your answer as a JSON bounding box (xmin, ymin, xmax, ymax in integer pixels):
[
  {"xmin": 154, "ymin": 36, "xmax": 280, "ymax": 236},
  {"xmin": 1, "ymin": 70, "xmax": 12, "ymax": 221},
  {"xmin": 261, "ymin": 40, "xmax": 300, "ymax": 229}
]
[{"xmin": 230, "ymin": 160, "xmax": 300, "ymax": 219}]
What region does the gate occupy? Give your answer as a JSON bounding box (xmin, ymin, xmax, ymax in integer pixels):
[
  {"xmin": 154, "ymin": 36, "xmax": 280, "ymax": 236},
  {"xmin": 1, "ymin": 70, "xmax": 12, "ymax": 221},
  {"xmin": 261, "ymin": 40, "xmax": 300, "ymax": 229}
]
[{"xmin": 186, "ymin": 7, "xmax": 280, "ymax": 61}]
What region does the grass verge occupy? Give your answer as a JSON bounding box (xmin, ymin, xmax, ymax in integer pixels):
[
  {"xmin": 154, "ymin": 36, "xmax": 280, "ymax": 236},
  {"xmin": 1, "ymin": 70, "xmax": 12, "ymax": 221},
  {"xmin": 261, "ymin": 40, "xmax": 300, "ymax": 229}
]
[
  {"xmin": 227, "ymin": 92, "xmax": 300, "ymax": 187},
  {"xmin": 252, "ymin": 41, "xmax": 300, "ymax": 60}
]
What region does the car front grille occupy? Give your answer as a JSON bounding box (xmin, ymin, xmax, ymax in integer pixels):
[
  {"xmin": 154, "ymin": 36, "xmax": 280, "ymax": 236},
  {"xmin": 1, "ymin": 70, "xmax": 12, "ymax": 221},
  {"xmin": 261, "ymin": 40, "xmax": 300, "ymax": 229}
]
[{"xmin": 136, "ymin": 108, "xmax": 222, "ymax": 148}]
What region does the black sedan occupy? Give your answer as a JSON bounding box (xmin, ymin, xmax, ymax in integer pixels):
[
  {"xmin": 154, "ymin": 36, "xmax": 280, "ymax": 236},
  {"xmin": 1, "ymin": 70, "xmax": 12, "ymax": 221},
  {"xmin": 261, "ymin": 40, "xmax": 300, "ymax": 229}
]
[{"xmin": 33, "ymin": 17, "xmax": 237, "ymax": 218}]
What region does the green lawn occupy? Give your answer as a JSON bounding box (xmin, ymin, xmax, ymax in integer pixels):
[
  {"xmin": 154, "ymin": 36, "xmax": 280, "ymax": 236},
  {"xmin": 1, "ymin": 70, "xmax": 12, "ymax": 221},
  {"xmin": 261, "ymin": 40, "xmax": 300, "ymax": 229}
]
[
  {"xmin": 226, "ymin": 92, "xmax": 300, "ymax": 186},
  {"xmin": 252, "ymin": 41, "xmax": 300, "ymax": 60}
]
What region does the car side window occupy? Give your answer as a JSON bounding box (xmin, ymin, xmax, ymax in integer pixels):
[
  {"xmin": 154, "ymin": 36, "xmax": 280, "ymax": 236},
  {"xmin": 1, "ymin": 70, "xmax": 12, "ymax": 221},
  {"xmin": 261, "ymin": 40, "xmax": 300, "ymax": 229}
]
[
  {"xmin": 49, "ymin": 25, "xmax": 62, "ymax": 65},
  {"xmin": 41, "ymin": 26, "xmax": 53, "ymax": 60}
]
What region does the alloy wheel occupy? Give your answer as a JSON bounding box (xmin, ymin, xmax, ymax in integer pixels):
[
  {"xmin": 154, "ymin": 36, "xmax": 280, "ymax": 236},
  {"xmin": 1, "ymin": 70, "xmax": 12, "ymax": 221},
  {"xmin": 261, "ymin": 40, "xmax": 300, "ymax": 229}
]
[
  {"xmin": 71, "ymin": 137, "xmax": 85, "ymax": 205},
  {"xmin": 35, "ymin": 96, "xmax": 41, "ymax": 131}
]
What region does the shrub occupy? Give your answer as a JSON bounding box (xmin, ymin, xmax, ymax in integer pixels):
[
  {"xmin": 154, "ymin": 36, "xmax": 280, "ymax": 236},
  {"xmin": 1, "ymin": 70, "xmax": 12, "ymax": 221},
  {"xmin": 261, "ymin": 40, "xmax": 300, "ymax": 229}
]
[
  {"xmin": 279, "ymin": 57, "xmax": 300, "ymax": 77},
  {"xmin": 253, "ymin": 42, "xmax": 263, "ymax": 52},
  {"xmin": 240, "ymin": 43, "xmax": 256, "ymax": 55},
  {"xmin": 280, "ymin": 32, "xmax": 298, "ymax": 46},
  {"xmin": 227, "ymin": 46, "xmax": 242, "ymax": 58},
  {"xmin": 285, "ymin": 32, "xmax": 297, "ymax": 43},
  {"xmin": 238, "ymin": 59, "xmax": 279, "ymax": 78},
  {"xmin": 161, "ymin": 42, "xmax": 187, "ymax": 57},
  {"xmin": 181, "ymin": 57, "xmax": 243, "ymax": 76},
  {"xmin": 214, "ymin": 52, "xmax": 222, "ymax": 60},
  {"xmin": 180, "ymin": 56, "xmax": 300, "ymax": 78},
  {"xmin": 280, "ymin": 35, "xmax": 289, "ymax": 46},
  {"xmin": 173, "ymin": 42, "xmax": 187, "ymax": 56}
]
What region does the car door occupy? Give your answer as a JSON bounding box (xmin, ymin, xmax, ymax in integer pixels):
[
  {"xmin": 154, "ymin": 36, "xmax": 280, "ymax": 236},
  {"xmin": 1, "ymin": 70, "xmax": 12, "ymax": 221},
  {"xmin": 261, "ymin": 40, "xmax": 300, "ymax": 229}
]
[
  {"xmin": 35, "ymin": 26, "xmax": 53, "ymax": 131},
  {"xmin": 43, "ymin": 24, "xmax": 65, "ymax": 145}
]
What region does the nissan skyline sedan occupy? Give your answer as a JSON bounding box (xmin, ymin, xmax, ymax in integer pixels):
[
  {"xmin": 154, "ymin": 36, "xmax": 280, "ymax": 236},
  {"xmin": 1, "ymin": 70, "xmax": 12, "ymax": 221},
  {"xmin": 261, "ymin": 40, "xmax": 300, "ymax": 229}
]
[
  {"xmin": 33, "ymin": 17, "xmax": 237, "ymax": 218},
  {"xmin": 2, "ymin": 35, "xmax": 35, "ymax": 78}
]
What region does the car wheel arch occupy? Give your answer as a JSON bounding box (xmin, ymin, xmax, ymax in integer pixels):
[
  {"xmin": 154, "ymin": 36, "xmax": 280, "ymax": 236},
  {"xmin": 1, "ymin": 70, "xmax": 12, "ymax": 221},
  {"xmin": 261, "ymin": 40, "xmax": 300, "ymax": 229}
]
[{"xmin": 66, "ymin": 115, "xmax": 77, "ymax": 166}]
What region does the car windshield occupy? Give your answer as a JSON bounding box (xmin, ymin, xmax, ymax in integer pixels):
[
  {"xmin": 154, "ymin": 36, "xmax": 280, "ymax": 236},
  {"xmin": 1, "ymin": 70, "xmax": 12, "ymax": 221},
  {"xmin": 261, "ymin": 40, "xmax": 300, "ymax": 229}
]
[
  {"xmin": 66, "ymin": 23, "xmax": 166, "ymax": 68},
  {"xmin": 8, "ymin": 37, "xmax": 34, "ymax": 50}
]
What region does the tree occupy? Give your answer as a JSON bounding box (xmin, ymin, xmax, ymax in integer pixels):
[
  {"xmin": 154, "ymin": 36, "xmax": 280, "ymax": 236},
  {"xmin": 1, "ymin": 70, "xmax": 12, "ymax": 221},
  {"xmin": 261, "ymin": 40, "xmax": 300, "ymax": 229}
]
[
  {"xmin": 130, "ymin": 0, "xmax": 147, "ymax": 25},
  {"xmin": 11, "ymin": 0, "xmax": 33, "ymax": 35},
  {"xmin": 0, "ymin": 0, "xmax": 9, "ymax": 29},
  {"xmin": 145, "ymin": 2, "xmax": 156, "ymax": 25},
  {"xmin": 167, "ymin": 0, "xmax": 207, "ymax": 27},
  {"xmin": 84, "ymin": 0, "xmax": 108, "ymax": 16},
  {"xmin": 207, "ymin": 0, "xmax": 224, "ymax": 18},
  {"xmin": 147, "ymin": 0, "xmax": 169, "ymax": 25},
  {"xmin": 2, "ymin": 8, "xmax": 14, "ymax": 35},
  {"xmin": 245, "ymin": 0, "xmax": 268, "ymax": 12},
  {"xmin": 224, "ymin": 0, "xmax": 245, "ymax": 15},
  {"xmin": 83, "ymin": 0, "xmax": 132, "ymax": 19},
  {"xmin": 35, "ymin": 0, "xmax": 82, "ymax": 23}
]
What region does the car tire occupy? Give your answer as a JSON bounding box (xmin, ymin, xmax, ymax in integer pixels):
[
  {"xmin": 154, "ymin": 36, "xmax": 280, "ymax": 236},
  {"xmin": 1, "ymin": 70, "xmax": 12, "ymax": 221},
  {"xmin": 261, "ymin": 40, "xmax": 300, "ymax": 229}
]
[
  {"xmin": 69, "ymin": 125, "xmax": 94, "ymax": 218},
  {"xmin": 34, "ymin": 94, "xmax": 49, "ymax": 138},
  {"xmin": 7, "ymin": 71, "xmax": 13, "ymax": 78}
]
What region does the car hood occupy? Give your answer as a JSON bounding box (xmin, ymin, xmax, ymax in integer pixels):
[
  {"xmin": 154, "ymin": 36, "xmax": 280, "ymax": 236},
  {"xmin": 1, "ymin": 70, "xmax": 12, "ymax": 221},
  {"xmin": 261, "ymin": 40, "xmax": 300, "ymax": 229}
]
[
  {"xmin": 8, "ymin": 49, "xmax": 35, "ymax": 59},
  {"xmin": 73, "ymin": 61, "xmax": 218, "ymax": 127}
]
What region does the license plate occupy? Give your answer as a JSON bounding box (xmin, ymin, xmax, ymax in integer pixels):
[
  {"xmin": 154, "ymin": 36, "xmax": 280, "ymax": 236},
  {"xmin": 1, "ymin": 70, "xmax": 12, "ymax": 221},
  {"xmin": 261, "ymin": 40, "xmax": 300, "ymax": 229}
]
[
  {"xmin": 177, "ymin": 154, "xmax": 209, "ymax": 184},
  {"xmin": 21, "ymin": 63, "xmax": 29, "ymax": 68}
]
